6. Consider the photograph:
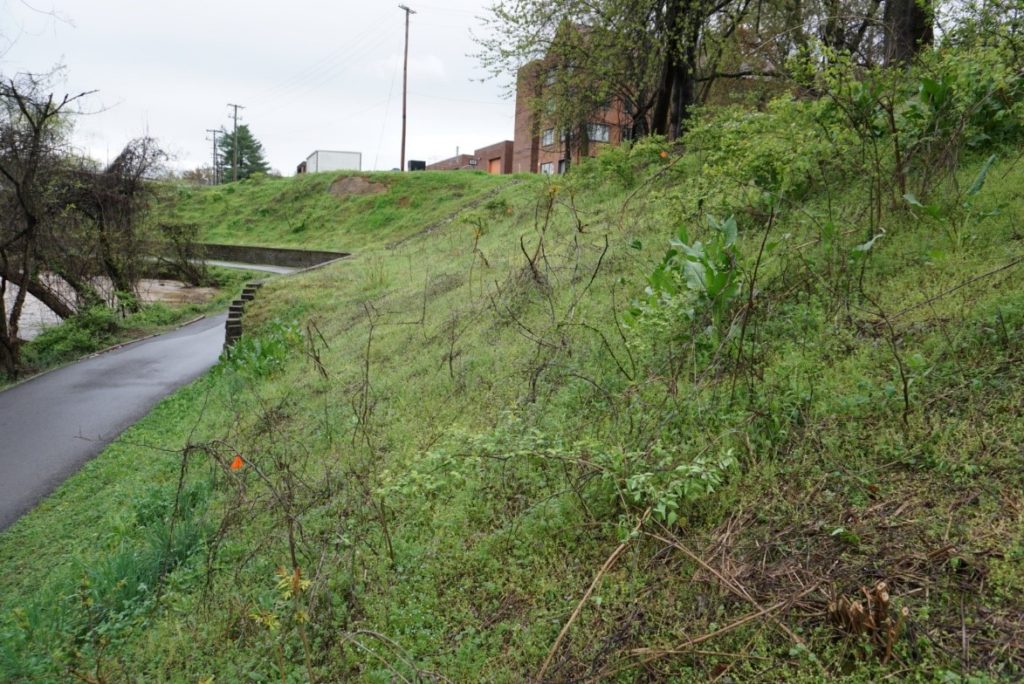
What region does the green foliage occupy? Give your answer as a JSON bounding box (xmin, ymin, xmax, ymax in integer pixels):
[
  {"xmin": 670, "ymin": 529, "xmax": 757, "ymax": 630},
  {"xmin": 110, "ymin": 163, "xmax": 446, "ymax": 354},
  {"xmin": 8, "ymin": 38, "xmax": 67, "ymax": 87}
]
[
  {"xmin": 597, "ymin": 443, "xmax": 737, "ymax": 527},
  {"xmin": 0, "ymin": 477, "xmax": 211, "ymax": 681},
  {"xmin": 573, "ymin": 136, "xmax": 671, "ymax": 189},
  {"xmin": 153, "ymin": 170, "xmax": 533, "ymax": 251},
  {"xmin": 217, "ymin": 319, "xmax": 301, "ymax": 377},
  {"xmin": 685, "ymin": 99, "xmax": 850, "ymax": 197},
  {"xmin": 4, "ymin": 52, "xmax": 1024, "ymax": 681},
  {"xmin": 636, "ymin": 214, "xmax": 744, "ymax": 330},
  {"xmin": 20, "ymin": 306, "xmax": 120, "ymax": 368},
  {"xmin": 218, "ymin": 123, "xmax": 270, "ymax": 182}
]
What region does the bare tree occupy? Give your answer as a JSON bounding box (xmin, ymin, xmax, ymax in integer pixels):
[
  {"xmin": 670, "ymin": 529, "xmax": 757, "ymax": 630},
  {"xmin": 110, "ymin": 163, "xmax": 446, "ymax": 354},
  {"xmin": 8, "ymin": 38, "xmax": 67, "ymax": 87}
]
[
  {"xmin": 61, "ymin": 136, "xmax": 167, "ymax": 310},
  {"xmin": 0, "ymin": 72, "xmax": 91, "ymax": 376}
]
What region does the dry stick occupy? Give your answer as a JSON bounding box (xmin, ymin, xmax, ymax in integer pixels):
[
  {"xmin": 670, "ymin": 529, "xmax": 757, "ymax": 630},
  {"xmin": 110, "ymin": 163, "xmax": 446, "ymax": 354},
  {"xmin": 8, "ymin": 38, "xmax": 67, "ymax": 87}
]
[
  {"xmin": 646, "ymin": 529, "xmax": 805, "ymax": 647},
  {"xmin": 585, "ymin": 603, "xmax": 788, "ymax": 684},
  {"xmin": 626, "ymin": 583, "xmax": 821, "ymax": 667},
  {"xmin": 889, "ymin": 254, "xmax": 1024, "ymax": 322},
  {"xmin": 710, "ymin": 634, "xmax": 759, "ymax": 684},
  {"xmin": 341, "ymin": 636, "xmax": 413, "ymax": 684},
  {"xmin": 863, "ymin": 291, "xmax": 912, "ymax": 426},
  {"xmin": 730, "ymin": 205, "xmax": 775, "ymax": 406},
  {"xmin": 535, "ymin": 507, "xmax": 652, "ymax": 682}
]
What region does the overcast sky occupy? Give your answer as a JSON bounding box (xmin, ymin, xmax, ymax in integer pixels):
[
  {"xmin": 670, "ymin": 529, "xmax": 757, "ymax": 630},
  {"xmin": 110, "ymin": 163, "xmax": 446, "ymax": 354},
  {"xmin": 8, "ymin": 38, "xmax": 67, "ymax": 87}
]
[{"xmin": 0, "ymin": 0, "xmax": 516, "ymax": 174}]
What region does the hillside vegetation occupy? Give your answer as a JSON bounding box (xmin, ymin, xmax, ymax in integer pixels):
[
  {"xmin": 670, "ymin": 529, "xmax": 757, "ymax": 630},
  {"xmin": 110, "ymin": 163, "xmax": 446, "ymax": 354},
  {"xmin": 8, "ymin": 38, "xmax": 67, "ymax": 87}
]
[
  {"xmin": 2, "ymin": 49, "xmax": 1024, "ymax": 682},
  {"xmin": 156, "ymin": 170, "xmax": 521, "ymax": 251}
]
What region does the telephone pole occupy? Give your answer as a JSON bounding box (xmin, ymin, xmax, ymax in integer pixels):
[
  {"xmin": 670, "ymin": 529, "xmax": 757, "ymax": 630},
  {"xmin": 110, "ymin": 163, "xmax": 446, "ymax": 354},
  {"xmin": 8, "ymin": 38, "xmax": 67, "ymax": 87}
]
[
  {"xmin": 206, "ymin": 129, "xmax": 221, "ymax": 185},
  {"xmin": 398, "ymin": 4, "xmax": 415, "ymax": 172},
  {"xmin": 227, "ymin": 103, "xmax": 245, "ymax": 182}
]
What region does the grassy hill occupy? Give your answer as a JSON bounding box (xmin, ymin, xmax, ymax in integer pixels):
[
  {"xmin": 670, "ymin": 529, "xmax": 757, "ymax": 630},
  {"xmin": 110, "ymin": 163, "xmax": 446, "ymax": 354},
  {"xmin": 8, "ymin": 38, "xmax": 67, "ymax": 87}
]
[
  {"xmin": 2, "ymin": 65, "xmax": 1024, "ymax": 681},
  {"xmin": 155, "ymin": 169, "xmax": 528, "ymax": 251}
]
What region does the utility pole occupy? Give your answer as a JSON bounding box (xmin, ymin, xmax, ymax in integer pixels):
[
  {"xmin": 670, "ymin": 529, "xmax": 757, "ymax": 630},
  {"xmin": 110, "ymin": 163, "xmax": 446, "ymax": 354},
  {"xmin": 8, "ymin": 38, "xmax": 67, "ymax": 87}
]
[
  {"xmin": 206, "ymin": 129, "xmax": 221, "ymax": 185},
  {"xmin": 398, "ymin": 4, "xmax": 416, "ymax": 172},
  {"xmin": 227, "ymin": 103, "xmax": 245, "ymax": 182}
]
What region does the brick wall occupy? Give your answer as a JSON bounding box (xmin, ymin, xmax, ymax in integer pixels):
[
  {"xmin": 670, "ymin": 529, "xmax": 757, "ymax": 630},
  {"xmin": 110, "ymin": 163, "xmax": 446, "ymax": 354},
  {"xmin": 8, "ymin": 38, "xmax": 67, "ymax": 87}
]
[
  {"xmin": 474, "ymin": 140, "xmax": 514, "ymax": 174},
  {"xmin": 426, "ymin": 154, "xmax": 476, "ymax": 171},
  {"xmin": 514, "ymin": 59, "xmax": 632, "ymax": 175},
  {"xmin": 513, "ymin": 61, "xmax": 542, "ymax": 174}
]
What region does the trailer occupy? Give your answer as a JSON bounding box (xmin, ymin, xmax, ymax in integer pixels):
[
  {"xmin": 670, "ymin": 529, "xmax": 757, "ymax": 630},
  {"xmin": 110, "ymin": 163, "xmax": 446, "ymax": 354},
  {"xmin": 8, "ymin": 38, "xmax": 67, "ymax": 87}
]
[{"xmin": 304, "ymin": 150, "xmax": 362, "ymax": 173}]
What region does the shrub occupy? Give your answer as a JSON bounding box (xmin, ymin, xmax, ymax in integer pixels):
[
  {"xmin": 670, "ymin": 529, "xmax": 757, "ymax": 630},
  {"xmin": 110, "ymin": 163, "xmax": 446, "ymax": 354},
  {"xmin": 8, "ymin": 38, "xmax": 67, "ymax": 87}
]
[
  {"xmin": 684, "ymin": 98, "xmax": 851, "ymax": 198},
  {"xmin": 21, "ymin": 306, "xmax": 120, "ymax": 369}
]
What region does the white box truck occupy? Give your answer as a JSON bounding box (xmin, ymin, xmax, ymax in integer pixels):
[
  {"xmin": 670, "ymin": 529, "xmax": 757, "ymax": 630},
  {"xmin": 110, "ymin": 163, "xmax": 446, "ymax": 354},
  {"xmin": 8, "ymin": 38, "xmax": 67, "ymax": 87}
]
[{"xmin": 305, "ymin": 150, "xmax": 362, "ymax": 173}]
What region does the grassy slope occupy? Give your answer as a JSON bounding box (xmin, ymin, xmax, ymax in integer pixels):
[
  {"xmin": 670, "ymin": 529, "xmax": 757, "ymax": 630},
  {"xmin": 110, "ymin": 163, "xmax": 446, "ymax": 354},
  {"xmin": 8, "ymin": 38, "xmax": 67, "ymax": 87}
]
[
  {"xmin": 155, "ymin": 170, "xmax": 522, "ymax": 251},
  {"xmin": 1, "ymin": 149, "xmax": 1022, "ymax": 683}
]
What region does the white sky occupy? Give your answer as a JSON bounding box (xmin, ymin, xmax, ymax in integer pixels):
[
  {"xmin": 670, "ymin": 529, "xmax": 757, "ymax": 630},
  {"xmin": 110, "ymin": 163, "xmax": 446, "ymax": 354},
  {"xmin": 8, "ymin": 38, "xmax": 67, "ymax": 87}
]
[{"xmin": 0, "ymin": 0, "xmax": 516, "ymax": 174}]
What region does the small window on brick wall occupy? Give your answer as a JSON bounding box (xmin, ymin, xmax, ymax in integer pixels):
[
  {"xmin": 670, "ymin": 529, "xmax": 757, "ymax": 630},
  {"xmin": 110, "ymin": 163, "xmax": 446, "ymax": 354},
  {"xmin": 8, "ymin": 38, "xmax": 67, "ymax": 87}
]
[
  {"xmin": 540, "ymin": 162, "xmax": 554, "ymax": 175},
  {"xmin": 588, "ymin": 123, "xmax": 610, "ymax": 143},
  {"xmin": 541, "ymin": 128, "xmax": 555, "ymax": 146}
]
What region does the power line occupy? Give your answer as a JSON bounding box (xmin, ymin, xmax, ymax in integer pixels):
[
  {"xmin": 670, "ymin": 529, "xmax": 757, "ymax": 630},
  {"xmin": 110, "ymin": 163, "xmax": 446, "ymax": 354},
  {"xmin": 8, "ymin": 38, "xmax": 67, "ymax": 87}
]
[
  {"xmin": 399, "ymin": 4, "xmax": 416, "ymax": 172},
  {"xmin": 408, "ymin": 90, "xmax": 510, "ymax": 107},
  {"xmin": 245, "ymin": 19, "xmax": 395, "ymax": 112},
  {"xmin": 373, "ymin": 52, "xmax": 402, "ymax": 171}
]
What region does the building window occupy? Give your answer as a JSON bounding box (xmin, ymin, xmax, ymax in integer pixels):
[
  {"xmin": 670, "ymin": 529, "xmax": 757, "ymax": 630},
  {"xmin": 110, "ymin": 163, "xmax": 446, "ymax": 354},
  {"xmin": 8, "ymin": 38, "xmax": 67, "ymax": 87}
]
[
  {"xmin": 558, "ymin": 159, "xmax": 570, "ymax": 174},
  {"xmin": 540, "ymin": 162, "xmax": 554, "ymax": 175},
  {"xmin": 541, "ymin": 128, "xmax": 555, "ymax": 147},
  {"xmin": 588, "ymin": 123, "xmax": 610, "ymax": 143}
]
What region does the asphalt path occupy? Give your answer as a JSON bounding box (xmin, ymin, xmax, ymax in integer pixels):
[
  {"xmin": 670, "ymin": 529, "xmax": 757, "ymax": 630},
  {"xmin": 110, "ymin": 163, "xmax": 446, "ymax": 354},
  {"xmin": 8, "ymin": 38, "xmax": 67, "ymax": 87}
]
[{"xmin": 0, "ymin": 313, "xmax": 227, "ymax": 531}]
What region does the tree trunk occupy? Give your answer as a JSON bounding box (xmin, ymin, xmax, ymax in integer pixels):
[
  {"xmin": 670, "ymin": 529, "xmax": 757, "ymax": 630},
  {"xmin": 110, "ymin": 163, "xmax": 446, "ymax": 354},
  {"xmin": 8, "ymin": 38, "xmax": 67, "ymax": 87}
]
[
  {"xmin": 652, "ymin": 0, "xmax": 682, "ymax": 136},
  {"xmin": 670, "ymin": 9, "xmax": 701, "ymax": 137},
  {"xmin": 0, "ymin": 335, "xmax": 17, "ymax": 378},
  {"xmin": 884, "ymin": 0, "xmax": 933, "ymax": 65},
  {"xmin": 0, "ymin": 270, "xmax": 77, "ymax": 319}
]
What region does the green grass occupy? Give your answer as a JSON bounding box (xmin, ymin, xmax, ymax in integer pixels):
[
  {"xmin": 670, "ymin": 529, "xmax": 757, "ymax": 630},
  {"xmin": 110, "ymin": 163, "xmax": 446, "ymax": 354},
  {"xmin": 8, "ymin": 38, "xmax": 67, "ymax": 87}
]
[
  {"xmin": 155, "ymin": 169, "xmax": 530, "ymax": 251},
  {"xmin": 1, "ymin": 128, "xmax": 1023, "ymax": 681}
]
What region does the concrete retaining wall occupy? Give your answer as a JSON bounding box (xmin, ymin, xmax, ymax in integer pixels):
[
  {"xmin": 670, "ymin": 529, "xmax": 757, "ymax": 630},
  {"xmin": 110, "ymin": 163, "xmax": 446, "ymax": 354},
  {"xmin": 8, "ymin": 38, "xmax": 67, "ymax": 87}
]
[{"xmin": 201, "ymin": 243, "xmax": 349, "ymax": 269}]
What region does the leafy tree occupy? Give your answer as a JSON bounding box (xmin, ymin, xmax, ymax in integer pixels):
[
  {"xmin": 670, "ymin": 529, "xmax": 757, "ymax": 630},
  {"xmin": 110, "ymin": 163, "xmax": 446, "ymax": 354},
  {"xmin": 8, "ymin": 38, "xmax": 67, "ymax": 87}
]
[
  {"xmin": 478, "ymin": 0, "xmax": 755, "ymax": 141},
  {"xmin": 218, "ymin": 124, "xmax": 269, "ymax": 182}
]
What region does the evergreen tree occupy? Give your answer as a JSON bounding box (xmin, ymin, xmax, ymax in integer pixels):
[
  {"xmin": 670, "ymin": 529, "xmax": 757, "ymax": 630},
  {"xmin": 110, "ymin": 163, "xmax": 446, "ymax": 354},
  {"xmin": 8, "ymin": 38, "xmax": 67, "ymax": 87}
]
[{"xmin": 218, "ymin": 124, "xmax": 269, "ymax": 182}]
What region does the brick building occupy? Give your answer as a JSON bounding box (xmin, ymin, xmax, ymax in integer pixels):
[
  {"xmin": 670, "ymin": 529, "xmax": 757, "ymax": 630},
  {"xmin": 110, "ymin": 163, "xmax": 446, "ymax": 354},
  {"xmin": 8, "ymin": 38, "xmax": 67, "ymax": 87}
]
[
  {"xmin": 426, "ymin": 141, "xmax": 513, "ymax": 174},
  {"xmin": 511, "ymin": 59, "xmax": 628, "ymax": 175},
  {"xmin": 426, "ymin": 154, "xmax": 477, "ymax": 171},
  {"xmin": 428, "ymin": 32, "xmax": 629, "ymax": 176}
]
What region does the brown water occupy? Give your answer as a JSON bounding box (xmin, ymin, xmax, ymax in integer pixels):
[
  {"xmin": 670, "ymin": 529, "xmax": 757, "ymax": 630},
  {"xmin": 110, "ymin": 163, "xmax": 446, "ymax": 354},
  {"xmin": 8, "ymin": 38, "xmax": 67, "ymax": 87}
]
[{"xmin": 2, "ymin": 278, "xmax": 217, "ymax": 341}]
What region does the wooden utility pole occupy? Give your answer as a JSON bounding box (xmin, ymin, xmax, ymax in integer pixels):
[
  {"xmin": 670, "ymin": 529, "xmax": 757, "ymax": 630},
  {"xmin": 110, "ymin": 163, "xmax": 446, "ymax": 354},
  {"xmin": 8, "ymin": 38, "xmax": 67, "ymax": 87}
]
[
  {"xmin": 206, "ymin": 128, "xmax": 221, "ymax": 185},
  {"xmin": 227, "ymin": 103, "xmax": 245, "ymax": 182},
  {"xmin": 398, "ymin": 4, "xmax": 416, "ymax": 172}
]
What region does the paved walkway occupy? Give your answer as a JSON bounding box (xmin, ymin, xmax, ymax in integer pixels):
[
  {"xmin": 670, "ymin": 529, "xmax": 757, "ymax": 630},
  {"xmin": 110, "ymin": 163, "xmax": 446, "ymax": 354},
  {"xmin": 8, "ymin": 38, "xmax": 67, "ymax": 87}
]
[{"xmin": 0, "ymin": 314, "xmax": 227, "ymax": 530}]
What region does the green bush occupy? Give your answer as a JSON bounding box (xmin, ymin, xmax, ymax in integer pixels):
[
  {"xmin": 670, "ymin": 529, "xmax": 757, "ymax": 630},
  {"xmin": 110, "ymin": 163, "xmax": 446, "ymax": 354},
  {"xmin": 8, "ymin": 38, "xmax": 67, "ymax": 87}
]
[
  {"xmin": 217, "ymin": 319, "xmax": 301, "ymax": 377},
  {"xmin": 684, "ymin": 98, "xmax": 851, "ymax": 197},
  {"xmin": 21, "ymin": 306, "xmax": 120, "ymax": 369}
]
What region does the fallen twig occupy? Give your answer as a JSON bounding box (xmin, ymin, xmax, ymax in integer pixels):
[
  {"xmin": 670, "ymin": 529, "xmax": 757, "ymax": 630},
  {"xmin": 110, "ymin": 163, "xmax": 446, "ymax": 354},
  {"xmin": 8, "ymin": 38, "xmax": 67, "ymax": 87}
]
[{"xmin": 535, "ymin": 508, "xmax": 651, "ymax": 682}]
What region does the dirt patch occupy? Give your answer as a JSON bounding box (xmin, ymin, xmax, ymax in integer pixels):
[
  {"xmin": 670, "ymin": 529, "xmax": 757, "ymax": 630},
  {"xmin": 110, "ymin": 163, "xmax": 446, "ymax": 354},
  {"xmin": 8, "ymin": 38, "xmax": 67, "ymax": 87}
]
[
  {"xmin": 397, "ymin": 196, "xmax": 411, "ymax": 208},
  {"xmin": 329, "ymin": 176, "xmax": 388, "ymax": 197}
]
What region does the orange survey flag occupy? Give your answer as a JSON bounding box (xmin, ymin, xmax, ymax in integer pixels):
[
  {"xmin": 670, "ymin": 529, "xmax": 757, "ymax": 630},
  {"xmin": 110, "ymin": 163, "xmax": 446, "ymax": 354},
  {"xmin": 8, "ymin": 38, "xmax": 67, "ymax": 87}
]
[{"xmin": 230, "ymin": 454, "xmax": 245, "ymax": 471}]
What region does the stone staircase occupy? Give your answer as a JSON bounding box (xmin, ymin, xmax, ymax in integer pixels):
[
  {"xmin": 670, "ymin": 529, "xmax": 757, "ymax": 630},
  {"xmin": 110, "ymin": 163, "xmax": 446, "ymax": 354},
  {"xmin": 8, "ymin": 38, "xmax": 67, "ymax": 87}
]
[{"xmin": 224, "ymin": 280, "xmax": 264, "ymax": 349}]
